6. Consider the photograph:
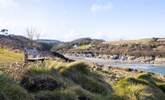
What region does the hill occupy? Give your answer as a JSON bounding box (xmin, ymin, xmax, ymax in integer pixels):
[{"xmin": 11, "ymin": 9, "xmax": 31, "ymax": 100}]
[
  {"xmin": 37, "ymin": 39, "xmax": 62, "ymax": 45},
  {"xmin": 52, "ymin": 37, "xmax": 105, "ymax": 52},
  {"xmin": 0, "ymin": 34, "xmax": 41, "ymax": 51},
  {"xmin": 36, "ymin": 39, "xmax": 63, "ymax": 51},
  {"xmin": 57, "ymin": 38, "xmax": 165, "ymax": 59},
  {"xmin": 0, "ymin": 35, "xmax": 74, "ymax": 63},
  {"xmin": 70, "ymin": 38, "xmax": 104, "ymax": 45}
]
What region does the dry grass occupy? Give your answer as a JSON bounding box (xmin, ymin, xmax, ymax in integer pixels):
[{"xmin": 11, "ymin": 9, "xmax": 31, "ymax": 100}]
[{"xmin": 0, "ymin": 48, "xmax": 23, "ymax": 64}]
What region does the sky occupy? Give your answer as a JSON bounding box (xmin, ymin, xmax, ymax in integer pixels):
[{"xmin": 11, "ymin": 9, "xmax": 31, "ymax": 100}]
[{"xmin": 0, "ymin": 0, "xmax": 165, "ymax": 41}]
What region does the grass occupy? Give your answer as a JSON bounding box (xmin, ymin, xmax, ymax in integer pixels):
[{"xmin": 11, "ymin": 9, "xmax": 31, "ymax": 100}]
[
  {"xmin": 0, "ymin": 48, "xmax": 23, "ymax": 63},
  {"xmin": 19, "ymin": 61, "xmax": 114, "ymax": 99},
  {"xmin": 59, "ymin": 61, "xmax": 90, "ymax": 74},
  {"xmin": 157, "ymin": 83, "xmax": 165, "ymax": 93},
  {"xmin": 0, "ymin": 72, "xmax": 34, "ymax": 100},
  {"xmin": 59, "ymin": 61, "xmax": 112, "ymax": 95},
  {"xmin": 137, "ymin": 73, "xmax": 157, "ymax": 87},
  {"xmin": 23, "ymin": 61, "xmax": 165, "ymax": 100},
  {"xmin": 76, "ymin": 44, "xmax": 91, "ymax": 49},
  {"xmin": 1, "ymin": 53, "xmax": 165, "ymax": 100},
  {"xmin": 114, "ymin": 73, "xmax": 165, "ymax": 100},
  {"xmin": 34, "ymin": 90, "xmax": 75, "ymax": 100}
]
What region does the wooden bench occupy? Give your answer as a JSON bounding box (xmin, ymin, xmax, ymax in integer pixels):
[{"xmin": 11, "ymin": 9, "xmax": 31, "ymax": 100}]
[
  {"xmin": 24, "ymin": 48, "xmax": 46, "ymax": 63},
  {"xmin": 27, "ymin": 57, "xmax": 45, "ymax": 62}
]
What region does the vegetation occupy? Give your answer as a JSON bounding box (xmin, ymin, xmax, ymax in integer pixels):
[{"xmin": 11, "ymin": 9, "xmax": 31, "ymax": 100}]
[
  {"xmin": 0, "ymin": 72, "xmax": 34, "ymax": 100},
  {"xmin": 56, "ymin": 38, "xmax": 165, "ymax": 57},
  {"xmin": 0, "ymin": 47, "xmax": 165, "ymax": 100},
  {"xmin": 76, "ymin": 44, "xmax": 92, "ymax": 50},
  {"xmin": 0, "ymin": 59, "xmax": 165, "ymax": 100},
  {"xmin": 114, "ymin": 73, "xmax": 165, "ymax": 100},
  {"xmin": 52, "ymin": 38, "xmax": 104, "ymax": 52},
  {"xmin": 0, "ymin": 34, "xmax": 42, "ymax": 51},
  {"xmin": 0, "ymin": 48, "xmax": 23, "ymax": 63}
]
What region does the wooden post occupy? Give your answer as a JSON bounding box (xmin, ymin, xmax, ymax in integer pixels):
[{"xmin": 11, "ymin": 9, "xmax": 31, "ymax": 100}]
[{"xmin": 24, "ymin": 48, "xmax": 28, "ymax": 64}]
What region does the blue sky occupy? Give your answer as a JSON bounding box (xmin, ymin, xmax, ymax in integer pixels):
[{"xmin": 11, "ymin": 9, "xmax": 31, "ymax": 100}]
[{"xmin": 0, "ymin": 0, "xmax": 165, "ymax": 41}]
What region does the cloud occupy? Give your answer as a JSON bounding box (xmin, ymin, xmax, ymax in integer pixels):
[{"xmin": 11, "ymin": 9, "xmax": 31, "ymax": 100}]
[
  {"xmin": 0, "ymin": 0, "xmax": 19, "ymax": 8},
  {"xmin": 90, "ymin": 1, "xmax": 113, "ymax": 13}
]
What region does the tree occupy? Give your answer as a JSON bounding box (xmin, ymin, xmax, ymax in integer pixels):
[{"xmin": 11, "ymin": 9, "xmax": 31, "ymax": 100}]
[
  {"xmin": 1, "ymin": 29, "xmax": 8, "ymax": 35},
  {"xmin": 26, "ymin": 27, "xmax": 41, "ymax": 48},
  {"xmin": 36, "ymin": 32, "xmax": 40, "ymax": 40},
  {"xmin": 26, "ymin": 28, "xmax": 35, "ymax": 41}
]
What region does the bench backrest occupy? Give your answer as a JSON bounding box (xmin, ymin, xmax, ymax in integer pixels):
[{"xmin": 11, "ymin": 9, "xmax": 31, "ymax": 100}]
[{"xmin": 24, "ymin": 48, "xmax": 40, "ymax": 59}]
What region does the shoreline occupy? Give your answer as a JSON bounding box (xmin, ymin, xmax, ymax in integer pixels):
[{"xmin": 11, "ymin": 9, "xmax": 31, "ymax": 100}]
[
  {"xmin": 65, "ymin": 55, "xmax": 165, "ymax": 65},
  {"xmin": 65, "ymin": 55, "xmax": 165, "ymax": 75}
]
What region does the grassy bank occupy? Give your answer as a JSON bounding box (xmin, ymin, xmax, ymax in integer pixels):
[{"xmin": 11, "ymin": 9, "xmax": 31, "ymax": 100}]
[{"xmin": 0, "ymin": 60, "xmax": 165, "ymax": 100}]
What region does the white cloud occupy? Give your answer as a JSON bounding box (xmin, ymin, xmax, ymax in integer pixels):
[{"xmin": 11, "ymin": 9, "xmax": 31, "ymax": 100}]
[
  {"xmin": 90, "ymin": 2, "xmax": 113, "ymax": 13},
  {"xmin": 0, "ymin": 0, "xmax": 19, "ymax": 8}
]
